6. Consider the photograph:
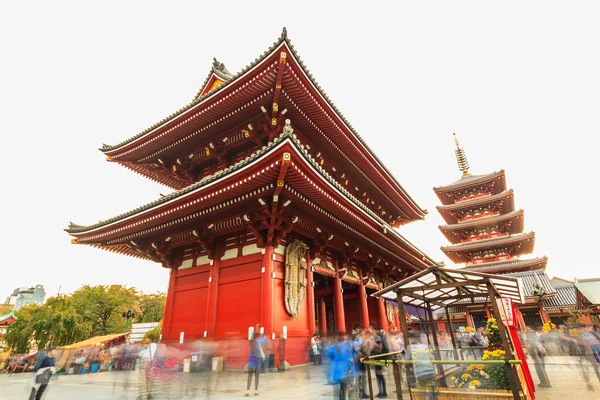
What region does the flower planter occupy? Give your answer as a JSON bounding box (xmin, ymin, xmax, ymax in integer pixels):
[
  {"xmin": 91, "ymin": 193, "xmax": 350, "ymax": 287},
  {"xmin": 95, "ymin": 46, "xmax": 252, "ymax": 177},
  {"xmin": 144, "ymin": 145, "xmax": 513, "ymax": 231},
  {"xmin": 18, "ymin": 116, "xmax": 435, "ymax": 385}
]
[{"xmin": 410, "ymin": 387, "xmax": 526, "ymax": 400}]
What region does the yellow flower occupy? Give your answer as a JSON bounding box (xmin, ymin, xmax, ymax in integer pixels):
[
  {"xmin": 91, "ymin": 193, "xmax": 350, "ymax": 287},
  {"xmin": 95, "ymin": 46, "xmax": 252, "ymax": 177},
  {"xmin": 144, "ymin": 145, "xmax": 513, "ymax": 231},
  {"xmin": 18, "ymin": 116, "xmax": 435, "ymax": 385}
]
[
  {"xmin": 470, "ymin": 380, "xmax": 482, "ymax": 387},
  {"xmin": 461, "ymin": 374, "xmax": 472, "ymax": 381},
  {"xmin": 450, "ymin": 376, "xmax": 456, "ymax": 381}
]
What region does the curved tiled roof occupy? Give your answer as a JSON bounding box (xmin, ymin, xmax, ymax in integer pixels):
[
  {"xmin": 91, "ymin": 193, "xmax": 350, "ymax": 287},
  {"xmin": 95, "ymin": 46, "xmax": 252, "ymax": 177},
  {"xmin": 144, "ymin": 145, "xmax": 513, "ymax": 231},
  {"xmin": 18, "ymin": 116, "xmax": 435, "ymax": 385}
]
[
  {"xmin": 543, "ymin": 286, "xmax": 576, "ymax": 308},
  {"xmin": 463, "ymin": 256, "xmax": 548, "ymax": 271},
  {"xmin": 441, "ymin": 231, "xmax": 534, "ymax": 252},
  {"xmin": 98, "ymin": 28, "xmax": 426, "ymax": 216},
  {"xmin": 439, "ymin": 209, "xmax": 524, "ymax": 231},
  {"xmin": 68, "ymin": 131, "xmax": 389, "ymax": 235},
  {"xmin": 434, "ymin": 170, "xmax": 505, "ymax": 190},
  {"xmin": 437, "ymin": 189, "xmax": 513, "ymax": 212}
]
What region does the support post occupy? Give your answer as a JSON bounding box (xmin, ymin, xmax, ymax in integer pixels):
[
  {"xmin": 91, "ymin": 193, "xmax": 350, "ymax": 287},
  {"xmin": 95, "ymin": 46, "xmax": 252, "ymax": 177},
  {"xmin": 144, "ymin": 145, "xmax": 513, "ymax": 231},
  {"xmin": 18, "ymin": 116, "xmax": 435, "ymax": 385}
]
[
  {"xmin": 445, "ymin": 307, "xmax": 461, "ymax": 361},
  {"xmin": 162, "ymin": 266, "xmax": 177, "ymax": 340},
  {"xmin": 366, "ymin": 363, "xmax": 374, "ymax": 400},
  {"xmin": 319, "ymin": 297, "xmax": 328, "ymax": 335},
  {"xmin": 396, "ymin": 291, "xmax": 415, "ymax": 395},
  {"xmin": 465, "ymin": 307, "xmax": 473, "ymax": 327},
  {"xmin": 305, "ymin": 252, "xmax": 316, "ymax": 336},
  {"xmin": 262, "ymin": 245, "xmax": 275, "ymax": 336},
  {"xmin": 358, "ymin": 269, "xmax": 370, "ymax": 329},
  {"xmin": 205, "ymin": 256, "xmax": 221, "ymax": 339},
  {"xmin": 333, "ymin": 258, "xmax": 346, "ymax": 332},
  {"xmin": 376, "ymin": 291, "xmax": 390, "ymax": 331},
  {"xmin": 485, "ymin": 305, "xmax": 492, "ymax": 319},
  {"xmin": 538, "ymin": 300, "xmax": 549, "ymax": 324},
  {"xmin": 392, "ymin": 362, "xmax": 404, "ymax": 400},
  {"xmin": 426, "ymin": 302, "xmax": 446, "ymax": 386},
  {"xmin": 486, "ymin": 281, "xmax": 523, "ymax": 400}
]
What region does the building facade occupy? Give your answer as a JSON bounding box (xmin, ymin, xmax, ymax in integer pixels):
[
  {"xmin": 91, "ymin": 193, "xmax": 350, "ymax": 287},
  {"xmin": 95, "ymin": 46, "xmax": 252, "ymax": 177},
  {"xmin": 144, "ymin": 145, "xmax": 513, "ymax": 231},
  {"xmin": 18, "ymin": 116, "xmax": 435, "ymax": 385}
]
[
  {"xmin": 5, "ymin": 286, "xmax": 46, "ymax": 311},
  {"xmin": 66, "ymin": 29, "xmax": 436, "ymax": 368}
]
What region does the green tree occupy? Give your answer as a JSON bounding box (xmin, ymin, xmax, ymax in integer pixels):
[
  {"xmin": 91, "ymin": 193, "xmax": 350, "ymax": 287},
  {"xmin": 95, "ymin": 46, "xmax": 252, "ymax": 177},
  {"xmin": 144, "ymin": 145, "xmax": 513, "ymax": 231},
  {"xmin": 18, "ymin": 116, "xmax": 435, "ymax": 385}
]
[
  {"xmin": 72, "ymin": 285, "xmax": 137, "ymax": 335},
  {"xmin": 143, "ymin": 325, "xmax": 162, "ymax": 343},
  {"xmin": 4, "ymin": 304, "xmax": 38, "ymax": 353},
  {"xmin": 135, "ymin": 293, "xmax": 166, "ymax": 323},
  {"xmin": 4, "ymin": 296, "xmax": 90, "ymax": 353}
]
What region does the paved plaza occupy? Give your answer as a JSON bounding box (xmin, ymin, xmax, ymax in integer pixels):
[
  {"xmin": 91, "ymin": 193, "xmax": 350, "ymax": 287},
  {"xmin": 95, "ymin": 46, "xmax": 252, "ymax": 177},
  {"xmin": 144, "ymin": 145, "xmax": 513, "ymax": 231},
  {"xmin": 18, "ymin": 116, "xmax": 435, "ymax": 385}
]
[{"xmin": 1, "ymin": 355, "xmax": 599, "ymax": 400}]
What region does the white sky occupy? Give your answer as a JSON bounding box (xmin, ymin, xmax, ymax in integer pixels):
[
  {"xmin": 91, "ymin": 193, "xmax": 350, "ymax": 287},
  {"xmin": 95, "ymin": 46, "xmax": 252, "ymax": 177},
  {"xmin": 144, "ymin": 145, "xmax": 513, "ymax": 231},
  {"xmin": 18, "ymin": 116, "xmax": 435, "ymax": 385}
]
[{"xmin": 2, "ymin": 1, "xmax": 599, "ymax": 301}]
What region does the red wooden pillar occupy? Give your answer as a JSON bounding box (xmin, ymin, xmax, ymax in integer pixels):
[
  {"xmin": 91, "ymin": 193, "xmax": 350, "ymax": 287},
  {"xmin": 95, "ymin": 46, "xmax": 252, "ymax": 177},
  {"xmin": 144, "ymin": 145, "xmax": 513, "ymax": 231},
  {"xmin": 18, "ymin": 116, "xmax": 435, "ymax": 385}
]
[
  {"xmin": 539, "ymin": 302, "xmax": 549, "ymax": 324},
  {"xmin": 319, "ymin": 297, "xmax": 328, "ymax": 335},
  {"xmin": 333, "ymin": 259, "xmax": 346, "ymax": 332},
  {"xmin": 516, "ymin": 307, "xmax": 527, "ymax": 332},
  {"xmin": 305, "ymin": 253, "xmax": 316, "ymax": 336},
  {"xmin": 204, "ymin": 257, "xmax": 221, "ymax": 339},
  {"xmin": 161, "ymin": 266, "xmax": 177, "ymax": 340},
  {"xmin": 485, "ymin": 305, "xmax": 491, "ymax": 319},
  {"xmin": 262, "ymin": 245, "xmax": 275, "ymax": 336},
  {"xmin": 376, "ymin": 296, "xmax": 390, "ymax": 331},
  {"xmin": 358, "ymin": 269, "xmax": 369, "ymax": 329},
  {"xmin": 465, "ymin": 307, "xmax": 473, "ymax": 327}
]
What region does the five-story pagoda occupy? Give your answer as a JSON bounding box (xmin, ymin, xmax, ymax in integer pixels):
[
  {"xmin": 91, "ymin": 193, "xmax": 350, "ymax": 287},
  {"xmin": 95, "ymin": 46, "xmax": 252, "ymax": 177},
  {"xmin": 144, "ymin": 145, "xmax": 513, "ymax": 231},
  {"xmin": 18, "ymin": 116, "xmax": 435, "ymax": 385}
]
[
  {"xmin": 434, "ymin": 134, "xmax": 552, "ymax": 329},
  {"xmin": 66, "ymin": 29, "xmax": 436, "ymax": 368}
]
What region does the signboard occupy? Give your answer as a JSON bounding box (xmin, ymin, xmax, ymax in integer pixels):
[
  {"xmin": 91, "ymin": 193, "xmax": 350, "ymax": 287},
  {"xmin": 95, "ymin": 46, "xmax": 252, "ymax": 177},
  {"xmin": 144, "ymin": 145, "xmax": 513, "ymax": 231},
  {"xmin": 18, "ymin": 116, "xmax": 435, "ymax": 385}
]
[
  {"xmin": 179, "ymin": 331, "xmax": 185, "ymax": 344},
  {"xmin": 496, "ymin": 297, "xmax": 515, "ymax": 327}
]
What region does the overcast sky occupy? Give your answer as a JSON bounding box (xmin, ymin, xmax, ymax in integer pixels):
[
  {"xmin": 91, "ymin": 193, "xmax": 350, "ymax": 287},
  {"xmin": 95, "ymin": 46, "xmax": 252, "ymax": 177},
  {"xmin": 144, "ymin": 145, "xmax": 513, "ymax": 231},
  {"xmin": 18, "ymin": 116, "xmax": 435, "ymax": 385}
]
[{"xmin": 2, "ymin": 1, "xmax": 598, "ymax": 301}]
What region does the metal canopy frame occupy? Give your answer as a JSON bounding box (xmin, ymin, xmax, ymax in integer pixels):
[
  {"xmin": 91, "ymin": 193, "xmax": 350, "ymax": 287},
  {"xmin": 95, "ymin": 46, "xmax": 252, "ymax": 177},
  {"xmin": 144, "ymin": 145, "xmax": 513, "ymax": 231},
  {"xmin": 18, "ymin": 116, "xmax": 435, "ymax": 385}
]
[
  {"xmin": 371, "ymin": 266, "xmax": 525, "ymax": 400},
  {"xmin": 372, "ymin": 266, "xmax": 523, "ymax": 310}
]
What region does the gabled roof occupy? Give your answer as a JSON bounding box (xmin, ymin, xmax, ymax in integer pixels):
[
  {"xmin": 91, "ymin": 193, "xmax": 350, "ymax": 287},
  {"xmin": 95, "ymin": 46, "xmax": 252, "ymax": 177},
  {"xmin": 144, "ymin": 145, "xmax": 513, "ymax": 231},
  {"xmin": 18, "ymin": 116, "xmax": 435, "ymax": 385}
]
[
  {"xmin": 543, "ymin": 285, "xmax": 576, "ymax": 308},
  {"xmin": 575, "ymin": 278, "xmax": 600, "ymax": 305},
  {"xmin": 0, "ymin": 311, "xmax": 16, "ymax": 325},
  {"xmin": 193, "ymin": 58, "xmax": 233, "ymax": 100},
  {"xmin": 97, "ymin": 28, "xmax": 426, "ymax": 223}
]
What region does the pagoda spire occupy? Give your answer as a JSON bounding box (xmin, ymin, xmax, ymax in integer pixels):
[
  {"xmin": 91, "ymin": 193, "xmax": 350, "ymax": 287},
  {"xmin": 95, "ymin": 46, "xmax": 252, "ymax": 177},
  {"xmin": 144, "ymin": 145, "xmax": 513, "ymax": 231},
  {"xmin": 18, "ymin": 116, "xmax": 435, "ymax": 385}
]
[{"xmin": 453, "ymin": 133, "xmax": 471, "ymax": 178}]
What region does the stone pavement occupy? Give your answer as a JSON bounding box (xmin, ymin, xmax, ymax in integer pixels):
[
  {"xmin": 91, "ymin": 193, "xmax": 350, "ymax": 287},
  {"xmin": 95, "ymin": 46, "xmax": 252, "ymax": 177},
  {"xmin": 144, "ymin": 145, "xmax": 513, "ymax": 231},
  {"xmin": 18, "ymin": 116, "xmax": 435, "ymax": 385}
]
[{"xmin": 1, "ymin": 357, "xmax": 599, "ymax": 399}]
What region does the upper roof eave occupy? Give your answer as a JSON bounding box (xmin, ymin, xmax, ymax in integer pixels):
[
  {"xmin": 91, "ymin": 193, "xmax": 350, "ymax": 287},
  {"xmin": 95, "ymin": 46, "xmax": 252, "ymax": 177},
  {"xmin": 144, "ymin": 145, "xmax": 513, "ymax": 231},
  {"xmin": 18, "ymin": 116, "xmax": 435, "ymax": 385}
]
[
  {"xmin": 434, "ymin": 170, "xmax": 505, "ymax": 192},
  {"xmin": 436, "ymin": 189, "xmax": 514, "ymax": 212},
  {"xmin": 99, "ymin": 28, "xmax": 427, "ymax": 219},
  {"xmin": 69, "ymin": 132, "xmax": 390, "ymax": 236}
]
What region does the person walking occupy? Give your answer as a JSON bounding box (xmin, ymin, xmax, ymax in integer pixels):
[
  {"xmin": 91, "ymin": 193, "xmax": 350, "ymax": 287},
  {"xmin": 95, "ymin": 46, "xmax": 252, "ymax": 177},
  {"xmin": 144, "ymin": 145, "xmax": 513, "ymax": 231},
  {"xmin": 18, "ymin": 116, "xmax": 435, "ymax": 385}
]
[
  {"xmin": 405, "ymin": 332, "xmax": 437, "ymax": 395},
  {"xmin": 311, "ymin": 334, "xmax": 322, "ymax": 365},
  {"xmin": 369, "ymin": 323, "xmax": 388, "ymax": 398},
  {"xmin": 137, "ymin": 338, "xmax": 158, "ymax": 400},
  {"xmin": 525, "ymin": 327, "xmax": 551, "ymax": 388},
  {"xmin": 29, "ymin": 347, "xmax": 56, "ymax": 400},
  {"xmin": 327, "ymin": 331, "xmax": 359, "ymax": 400},
  {"xmin": 246, "ymin": 325, "xmax": 266, "ymax": 397}
]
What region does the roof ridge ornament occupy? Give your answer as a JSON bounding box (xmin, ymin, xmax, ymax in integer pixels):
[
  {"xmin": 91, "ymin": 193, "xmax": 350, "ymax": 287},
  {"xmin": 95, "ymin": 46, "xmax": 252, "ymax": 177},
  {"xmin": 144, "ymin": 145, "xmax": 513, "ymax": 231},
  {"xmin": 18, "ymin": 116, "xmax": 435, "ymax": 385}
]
[{"xmin": 453, "ymin": 133, "xmax": 471, "ymax": 178}]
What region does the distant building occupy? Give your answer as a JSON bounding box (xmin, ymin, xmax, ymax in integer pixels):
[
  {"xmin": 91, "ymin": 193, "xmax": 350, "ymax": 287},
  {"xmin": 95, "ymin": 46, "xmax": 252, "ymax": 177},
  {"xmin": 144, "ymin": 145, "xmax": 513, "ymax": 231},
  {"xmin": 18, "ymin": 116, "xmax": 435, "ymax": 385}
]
[{"xmin": 5, "ymin": 285, "xmax": 46, "ymax": 311}]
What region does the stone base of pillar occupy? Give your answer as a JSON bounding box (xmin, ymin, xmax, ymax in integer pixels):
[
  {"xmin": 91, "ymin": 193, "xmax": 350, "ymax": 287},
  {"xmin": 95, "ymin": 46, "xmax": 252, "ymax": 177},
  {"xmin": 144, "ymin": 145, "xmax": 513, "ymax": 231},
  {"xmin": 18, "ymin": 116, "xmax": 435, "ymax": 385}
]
[{"xmin": 278, "ymin": 360, "xmax": 291, "ymax": 371}]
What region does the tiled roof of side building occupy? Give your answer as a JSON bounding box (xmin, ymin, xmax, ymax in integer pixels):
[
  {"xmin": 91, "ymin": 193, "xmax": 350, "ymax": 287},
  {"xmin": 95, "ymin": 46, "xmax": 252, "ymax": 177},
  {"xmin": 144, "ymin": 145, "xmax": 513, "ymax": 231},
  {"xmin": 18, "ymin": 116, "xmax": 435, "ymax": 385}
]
[
  {"xmin": 506, "ymin": 269, "xmax": 557, "ymax": 296},
  {"xmin": 543, "ymin": 285, "xmax": 577, "ymax": 308},
  {"xmin": 99, "ymin": 28, "xmax": 427, "ymax": 216}
]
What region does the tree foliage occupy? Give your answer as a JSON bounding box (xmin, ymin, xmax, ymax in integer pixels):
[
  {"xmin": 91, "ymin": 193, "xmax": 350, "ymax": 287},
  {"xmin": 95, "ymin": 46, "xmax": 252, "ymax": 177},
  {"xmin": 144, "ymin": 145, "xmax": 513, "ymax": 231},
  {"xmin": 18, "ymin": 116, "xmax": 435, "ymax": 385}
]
[
  {"xmin": 4, "ymin": 286, "xmax": 166, "ymax": 353},
  {"xmin": 72, "ymin": 285, "xmax": 138, "ymax": 336},
  {"xmin": 135, "ymin": 293, "xmax": 166, "ymax": 323}
]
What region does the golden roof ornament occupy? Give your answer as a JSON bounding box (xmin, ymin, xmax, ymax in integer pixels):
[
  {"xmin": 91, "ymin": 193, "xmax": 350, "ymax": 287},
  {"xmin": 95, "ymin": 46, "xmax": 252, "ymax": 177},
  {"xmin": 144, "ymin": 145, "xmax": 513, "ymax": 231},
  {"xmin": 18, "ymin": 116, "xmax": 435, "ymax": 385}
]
[{"xmin": 453, "ymin": 133, "xmax": 471, "ymax": 178}]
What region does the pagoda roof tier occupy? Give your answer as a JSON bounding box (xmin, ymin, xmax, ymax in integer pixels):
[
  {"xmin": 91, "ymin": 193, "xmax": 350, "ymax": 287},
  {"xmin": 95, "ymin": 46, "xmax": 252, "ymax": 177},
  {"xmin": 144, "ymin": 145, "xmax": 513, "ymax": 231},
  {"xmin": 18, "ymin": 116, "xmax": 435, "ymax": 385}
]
[
  {"xmin": 99, "ymin": 28, "xmax": 426, "ymax": 225},
  {"xmin": 440, "ymin": 231, "xmax": 535, "ymax": 263},
  {"xmin": 436, "ymin": 189, "xmax": 515, "ymax": 224},
  {"xmin": 462, "ymin": 256, "xmax": 548, "ymax": 274},
  {"xmin": 438, "ymin": 209, "xmax": 524, "ymax": 244},
  {"xmin": 68, "ymin": 132, "xmax": 436, "ymax": 273},
  {"xmin": 434, "ymin": 170, "xmax": 506, "ymax": 205}
]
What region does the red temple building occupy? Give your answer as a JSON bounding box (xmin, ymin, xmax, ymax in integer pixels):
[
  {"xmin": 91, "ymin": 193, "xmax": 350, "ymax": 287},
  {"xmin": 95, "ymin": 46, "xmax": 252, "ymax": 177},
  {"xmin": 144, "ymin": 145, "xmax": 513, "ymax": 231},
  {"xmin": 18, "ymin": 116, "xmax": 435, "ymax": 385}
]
[
  {"xmin": 66, "ymin": 29, "xmax": 436, "ymax": 368},
  {"xmin": 434, "ymin": 134, "xmax": 576, "ymax": 330}
]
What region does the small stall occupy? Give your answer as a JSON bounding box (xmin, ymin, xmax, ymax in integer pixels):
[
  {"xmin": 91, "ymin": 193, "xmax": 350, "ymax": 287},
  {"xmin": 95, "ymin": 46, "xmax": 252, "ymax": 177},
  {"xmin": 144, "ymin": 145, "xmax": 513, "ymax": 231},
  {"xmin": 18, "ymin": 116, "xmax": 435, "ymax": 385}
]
[
  {"xmin": 57, "ymin": 333, "xmax": 129, "ymax": 374},
  {"xmin": 369, "ymin": 266, "xmax": 533, "ymax": 400}
]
